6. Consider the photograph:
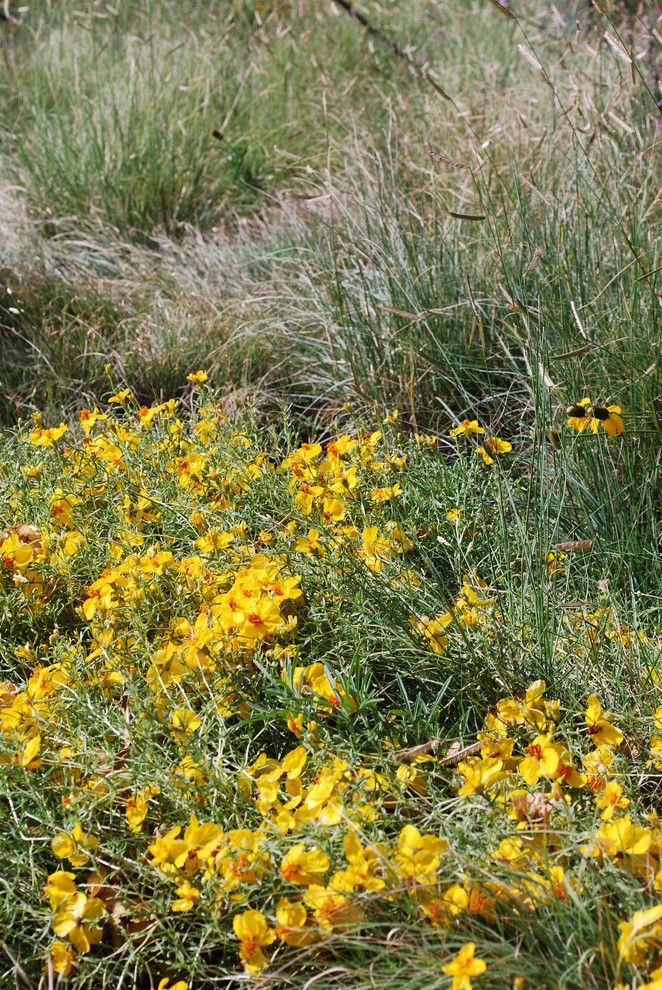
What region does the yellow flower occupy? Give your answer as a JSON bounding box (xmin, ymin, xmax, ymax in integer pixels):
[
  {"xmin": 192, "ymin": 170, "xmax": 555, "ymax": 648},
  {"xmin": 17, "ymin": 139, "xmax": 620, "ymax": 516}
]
[
  {"xmin": 21, "ymin": 732, "xmax": 41, "ymax": 769},
  {"xmin": 566, "ymin": 398, "xmax": 593, "ymax": 432},
  {"xmin": 518, "ymin": 735, "xmax": 561, "ymax": 787},
  {"xmin": 617, "ymin": 905, "xmax": 662, "ymax": 964},
  {"xmin": 148, "ymin": 817, "xmax": 222, "ymax": 876},
  {"xmin": 51, "ymin": 822, "xmax": 99, "ymax": 866},
  {"xmin": 275, "ymin": 897, "xmax": 315, "ymax": 946},
  {"xmin": 303, "ymin": 880, "xmax": 358, "ymax": 932},
  {"xmin": 385, "ymin": 520, "xmax": 414, "ymax": 552},
  {"xmin": 582, "ymin": 745, "xmax": 615, "ymax": 787},
  {"xmin": 595, "ymin": 781, "xmax": 629, "ymax": 820},
  {"xmin": 49, "ymin": 940, "xmax": 75, "ymax": 977},
  {"xmin": 29, "ymin": 423, "xmax": 68, "ymax": 448},
  {"xmin": 20, "ymin": 464, "xmax": 42, "ymax": 480},
  {"xmin": 209, "ymin": 828, "xmax": 270, "ymax": 890},
  {"xmin": 442, "ymin": 943, "xmax": 487, "ymax": 989},
  {"xmin": 194, "ymin": 529, "xmax": 234, "ymax": 553},
  {"xmin": 280, "ymin": 843, "xmax": 329, "ymax": 885},
  {"xmin": 359, "ymin": 526, "xmax": 394, "ymax": 572},
  {"xmin": 171, "ymin": 707, "xmax": 202, "ymax": 739},
  {"xmin": 545, "ymin": 550, "xmax": 565, "ymax": 575},
  {"xmin": 442, "ymin": 883, "xmax": 469, "ymax": 919},
  {"xmin": 641, "ymin": 967, "xmax": 662, "ymax": 990},
  {"xmin": 342, "ymin": 832, "xmax": 385, "ymax": 892},
  {"xmin": 107, "ymin": 388, "xmax": 133, "ymax": 404},
  {"xmin": 450, "ymin": 420, "xmax": 484, "ymax": 438},
  {"xmin": 588, "ymin": 815, "xmax": 651, "ymax": 859},
  {"xmin": 370, "ymin": 483, "xmax": 403, "ymax": 503},
  {"xmin": 171, "ymin": 880, "xmax": 200, "ymax": 913},
  {"xmin": 486, "ymin": 436, "xmax": 512, "ymax": 454},
  {"xmin": 551, "ymin": 749, "xmax": 586, "ymax": 790},
  {"xmin": 157, "ymin": 980, "xmax": 189, "ymax": 990},
  {"xmin": 393, "ymin": 824, "xmax": 447, "ymax": 883},
  {"xmin": 567, "ymin": 398, "xmax": 624, "ymax": 436},
  {"xmin": 233, "ymin": 909, "xmax": 275, "ymax": 975},
  {"xmin": 585, "ymin": 695, "xmax": 623, "ymax": 748},
  {"xmin": 186, "ymin": 370, "xmax": 209, "ymax": 384},
  {"xmin": 598, "ymin": 404, "xmax": 624, "ymax": 436},
  {"xmin": 326, "ymin": 435, "xmax": 356, "ymax": 459},
  {"xmin": 79, "ymin": 407, "xmax": 108, "ymax": 437},
  {"xmin": 495, "ymin": 680, "xmax": 548, "ymax": 731},
  {"xmin": 651, "ymin": 736, "xmax": 662, "ymax": 771},
  {"xmin": 446, "ymin": 508, "xmax": 463, "ymax": 523},
  {"xmin": 294, "ymin": 528, "xmax": 324, "ymax": 555},
  {"xmin": 281, "ymin": 745, "xmax": 307, "ymax": 779},
  {"xmin": 125, "ymin": 784, "xmax": 160, "ymax": 832},
  {"xmin": 43, "ymin": 871, "xmax": 77, "ymax": 910},
  {"xmin": 476, "ymin": 437, "xmax": 512, "ymax": 465},
  {"xmin": 456, "ymin": 757, "xmax": 504, "ymax": 797},
  {"xmin": 418, "ymin": 885, "xmax": 468, "ymax": 927},
  {"xmin": 52, "ymin": 891, "xmax": 105, "ymax": 954},
  {"xmin": 87, "ymin": 434, "xmax": 123, "ymax": 464},
  {"xmin": 412, "ymin": 612, "xmax": 453, "ymax": 655}
]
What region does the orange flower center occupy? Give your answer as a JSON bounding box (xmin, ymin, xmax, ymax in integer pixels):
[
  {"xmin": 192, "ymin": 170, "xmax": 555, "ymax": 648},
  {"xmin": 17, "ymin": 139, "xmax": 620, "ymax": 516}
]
[{"xmin": 281, "ymin": 863, "xmax": 301, "ymax": 883}]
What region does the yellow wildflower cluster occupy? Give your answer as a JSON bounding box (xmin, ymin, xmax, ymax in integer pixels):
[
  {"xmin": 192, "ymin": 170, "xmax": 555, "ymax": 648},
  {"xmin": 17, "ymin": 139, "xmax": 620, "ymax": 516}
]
[
  {"xmin": 412, "ymin": 572, "xmax": 496, "ymax": 655},
  {"xmin": 567, "ymin": 398, "xmax": 624, "ymax": 436},
  {"xmin": 0, "ymin": 388, "xmax": 655, "ymax": 988},
  {"xmin": 449, "ymin": 418, "xmax": 514, "ymax": 466}
]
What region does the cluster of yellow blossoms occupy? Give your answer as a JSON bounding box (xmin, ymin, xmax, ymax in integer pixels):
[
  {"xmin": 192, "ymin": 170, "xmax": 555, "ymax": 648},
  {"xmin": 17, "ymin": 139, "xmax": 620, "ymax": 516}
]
[
  {"xmin": 0, "ymin": 383, "xmax": 653, "ymax": 989},
  {"xmin": 35, "ymin": 678, "xmax": 662, "ymax": 984}
]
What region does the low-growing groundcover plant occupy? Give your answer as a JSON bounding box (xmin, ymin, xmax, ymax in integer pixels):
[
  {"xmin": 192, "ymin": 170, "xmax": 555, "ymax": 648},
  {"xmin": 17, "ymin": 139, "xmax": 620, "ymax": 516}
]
[{"xmin": 0, "ymin": 379, "xmax": 660, "ymax": 989}]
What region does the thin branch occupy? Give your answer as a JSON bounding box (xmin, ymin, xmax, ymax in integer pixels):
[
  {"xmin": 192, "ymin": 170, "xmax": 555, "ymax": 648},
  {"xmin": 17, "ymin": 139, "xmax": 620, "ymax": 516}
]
[{"xmin": 330, "ymin": 0, "xmax": 451, "ymax": 100}]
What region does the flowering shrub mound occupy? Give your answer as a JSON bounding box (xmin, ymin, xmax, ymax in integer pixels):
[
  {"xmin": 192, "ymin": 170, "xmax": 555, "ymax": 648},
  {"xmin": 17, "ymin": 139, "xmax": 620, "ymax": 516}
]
[{"xmin": 0, "ymin": 384, "xmax": 659, "ymax": 989}]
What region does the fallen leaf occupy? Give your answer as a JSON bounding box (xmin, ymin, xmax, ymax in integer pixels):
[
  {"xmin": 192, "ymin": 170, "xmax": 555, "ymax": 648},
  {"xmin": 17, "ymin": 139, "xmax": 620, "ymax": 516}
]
[
  {"xmin": 429, "ymin": 150, "xmax": 466, "ymax": 169},
  {"xmin": 449, "ymin": 211, "xmax": 486, "ymax": 221},
  {"xmin": 553, "ymin": 540, "xmax": 593, "ymax": 552}
]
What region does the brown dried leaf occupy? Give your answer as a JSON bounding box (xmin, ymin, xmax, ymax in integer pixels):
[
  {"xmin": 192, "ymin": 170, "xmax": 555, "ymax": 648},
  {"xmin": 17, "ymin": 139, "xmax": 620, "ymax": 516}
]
[
  {"xmin": 511, "ymin": 791, "xmax": 552, "ymax": 826},
  {"xmin": 553, "ymin": 540, "xmax": 594, "ymax": 552},
  {"xmin": 438, "ymin": 741, "xmax": 482, "ymax": 766},
  {"xmin": 393, "ymin": 739, "xmax": 442, "ymax": 762},
  {"xmin": 449, "ymin": 210, "xmax": 486, "ymax": 222},
  {"xmin": 550, "ymin": 343, "xmax": 596, "ymax": 362},
  {"xmin": 486, "ymin": 0, "xmax": 515, "ymax": 18},
  {"xmin": 394, "ymin": 739, "xmax": 483, "ymax": 765},
  {"xmin": 429, "ymin": 149, "xmax": 466, "ymax": 169},
  {"xmin": 113, "ymin": 745, "xmax": 132, "ymax": 772},
  {"xmin": 379, "ymin": 303, "xmax": 421, "ymax": 320}
]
